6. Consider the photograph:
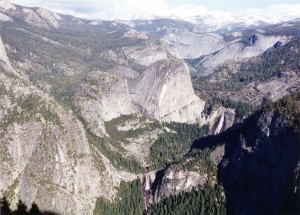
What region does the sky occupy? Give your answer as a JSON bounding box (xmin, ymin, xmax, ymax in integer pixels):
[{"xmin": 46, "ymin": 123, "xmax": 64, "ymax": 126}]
[{"xmin": 10, "ymin": 0, "xmax": 300, "ymax": 22}]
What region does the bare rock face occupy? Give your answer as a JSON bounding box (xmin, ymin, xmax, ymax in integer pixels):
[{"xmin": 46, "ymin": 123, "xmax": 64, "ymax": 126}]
[
  {"xmin": 0, "ymin": 36, "xmax": 13, "ymax": 70},
  {"xmin": 200, "ymin": 34, "xmax": 289, "ymax": 75},
  {"xmin": 141, "ymin": 165, "xmax": 207, "ymax": 207},
  {"xmin": 123, "ymin": 29, "xmax": 149, "ymax": 40},
  {"xmin": 124, "ymin": 45, "xmax": 168, "ymax": 66},
  {"xmin": 256, "ymin": 71, "xmax": 300, "ymax": 102},
  {"xmin": 210, "ymin": 145, "xmax": 225, "ymax": 165},
  {"xmin": 0, "ymin": 7, "xmax": 216, "ymax": 214},
  {"xmin": 203, "ymin": 107, "xmax": 237, "ymax": 135},
  {"xmin": 21, "ymin": 8, "xmax": 61, "ymax": 28},
  {"xmin": 76, "ymin": 71, "xmax": 138, "ymax": 136},
  {"xmin": 130, "ymin": 59, "xmax": 205, "ymax": 124},
  {"xmin": 163, "ymin": 31, "xmax": 225, "ymax": 59},
  {"xmin": 0, "ymin": 71, "xmax": 137, "ymax": 215},
  {"xmin": 77, "ymin": 59, "xmax": 206, "ymax": 136},
  {"xmin": 0, "ymin": 72, "xmax": 101, "ymax": 214},
  {"xmin": 109, "ymin": 66, "xmax": 140, "ymax": 79}
]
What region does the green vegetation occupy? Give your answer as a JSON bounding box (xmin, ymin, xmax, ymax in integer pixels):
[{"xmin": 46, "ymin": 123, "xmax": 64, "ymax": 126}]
[
  {"xmin": 105, "ymin": 115, "xmax": 161, "ymax": 143},
  {"xmin": 150, "ymin": 122, "xmax": 208, "ymax": 169},
  {"xmin": 84, "ymin": 114, "xmax": 163, "ymax": 173},
  {"xmin": 146, "ymin": 185, "xmax": 226, "ymax": 215},
  {"xmin": 192, "ymin": 38, "xmax": 300, "ymax": 116},
  {"xmin": 2, "ymin": 22, "xmax": 148, "ymax": 111},
  {"xmin": 264, "ymin": 92, "xmax": 300, "ymax": 131},
  {"xmin": 94, "ymin": 180, "xmax": 144, "ymax": 215},
  {"xmin": 194, "ymin": 39, "xmax": 300, "ymax": 92},
  {"xmin": 182, "ymin": 148, "xmax": 217, "ymax": 178},
  {"xmin": 87, "ymin": 130, "xmax": 145, "ymax": 173},
  {"xmin": 93, "ymin": 179, "xmax": 226, "ymax": 215},
  {"xmin": 0, "ymin": 94, "xmax": 60, "ymax": 130},
  {"xmin": 203, "ymin": 97, "xmax": 258, "ymax": 117}
]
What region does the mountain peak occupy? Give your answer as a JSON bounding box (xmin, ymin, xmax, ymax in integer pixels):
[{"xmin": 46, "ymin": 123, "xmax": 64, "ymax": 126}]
[{"xmin": 0, "ymin": 0, "xmax": 15, "ymax": 10}]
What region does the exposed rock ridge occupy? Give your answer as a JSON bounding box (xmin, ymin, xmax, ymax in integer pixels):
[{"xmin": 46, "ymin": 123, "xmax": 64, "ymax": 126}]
[
  {"xmin": 0, "ymin": 68, "xmax": 136, "ymax": 215},
  {"xmin": 200, "ymin": 34, "xmax": 289, "ymax": 75},
  {"xmin": 22, "ymin": 7, "xmax": 61, "ymax": 28},
  {"xmin": 76, "ymin": 71, "xmax": 138, "ymax": 136},
  {"xmin": 0, "ymin": 36, "xmax": 13, "ymax": 70},
  {"xmin": 141, "ymin": 165, "xmax": 207, "ymax": 207},
  {"xmin": 205, "ymin": 107, "xmax": 237, "ymax": 135},
  {"xmin": 130, "ymin": 58, "xmax": 205, "ymax": 124}
]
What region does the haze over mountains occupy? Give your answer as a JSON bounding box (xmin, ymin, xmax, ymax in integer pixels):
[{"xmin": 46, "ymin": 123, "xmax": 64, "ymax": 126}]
[{"xmin": 0, "ymin": 0, "xmax": 299, "ymax": 214}]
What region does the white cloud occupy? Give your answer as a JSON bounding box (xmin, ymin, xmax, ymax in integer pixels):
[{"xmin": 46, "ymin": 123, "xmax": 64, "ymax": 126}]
[{"xmin": 10, "ymin": 0, "xmax": 300, "ymax": 23}]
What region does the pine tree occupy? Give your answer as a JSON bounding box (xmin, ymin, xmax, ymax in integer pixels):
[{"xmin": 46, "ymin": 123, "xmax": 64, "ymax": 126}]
[
  {"xmin": 1, "ymin": 197, "xmax": 12, "ymax": 215},
  {"xmin": 14, "ymin": 200, "xmax": 28, "ymax": 215},
  {"xmin": 28, "ymin": 202, "xmax": 42, "ymax": 215}
]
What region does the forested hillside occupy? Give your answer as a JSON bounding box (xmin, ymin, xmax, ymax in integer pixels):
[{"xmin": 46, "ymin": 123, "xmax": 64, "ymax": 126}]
[{"xmin": 192, "ymin": 37, "xmax": 300, "ymax": 114}]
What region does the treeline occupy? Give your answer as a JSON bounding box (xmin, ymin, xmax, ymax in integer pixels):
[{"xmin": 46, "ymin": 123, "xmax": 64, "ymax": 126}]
[
  {"xmin": 0, "ymin": 197, "xmax": 59, "ymax": 215},
  {"xmin": 146, "ymin": 185, "xmax": 226, "ymax": 215},
  {"xmin": 150, "ymin": 122, "xmax": 208, "ymax": 169},
  {"xmin": 87, "ymin": 130, "xmax": 145, "ymax": 174},
  {"xmin": 93, "ymin": 180, "xmax": 226, "ymax": 215},
  {"xmin": 93, "ymin": 180, "xmax": 144, "ymax": 215}
]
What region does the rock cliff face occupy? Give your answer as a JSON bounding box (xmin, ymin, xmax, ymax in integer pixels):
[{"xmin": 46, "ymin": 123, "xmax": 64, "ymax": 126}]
[
  {"xmin": 202, "ymin": 107, "xmax": 237, "ymax": 135},
  {"xmin": 0, "ymin": 70, "xmax": 138, "ymax": 214},
  {"xmin": 219, "ymin": 111, "xmax": 300, "ymax": 215},
  {"xmin": 140, "ymin": 110, "xmax": 299, "ymax": 213},
  {"xmin": 132, "ymin": 19, "xmax": 226, "ymax": 59},
  {"xmin": 76, "ymin": 58, "xmax": 205, "ymax": 136},
  {"xmin": 163, "ymin": 32, "xmax": 225, "ymax": 59},
  {"xmin": 0, "ymin": 36, "xmax": 13, "ymax": 70},
  {"xmin": 21, "ymin": 7, "xmax": 61, "ymax": 28},
  {"xmin": 199, "ymin": 34, "xmax": 289, "ymax": 75},
  {"xmin": 0, "ymin": 0, "xmax": 60, "ymax": 28},
  {"xmin": 0, "ymin": 7, "xmax": 207, "ymax": 214},
  {"xmin": 141, "ymin": 165, "xmax": 207, "ymax": 207},
  {"xmin": 76, "ymin": 71, "xmax": 138, "ymax": 136},
  {"xmin": 130, "ymin": 58, "xmax": 205, "ymax": 123}
]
